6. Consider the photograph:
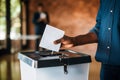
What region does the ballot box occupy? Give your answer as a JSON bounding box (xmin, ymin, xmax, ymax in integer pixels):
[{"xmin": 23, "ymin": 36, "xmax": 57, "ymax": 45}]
[{"xmin": 18, "ymin": 50, "xmax": 91, "ymax": 80}]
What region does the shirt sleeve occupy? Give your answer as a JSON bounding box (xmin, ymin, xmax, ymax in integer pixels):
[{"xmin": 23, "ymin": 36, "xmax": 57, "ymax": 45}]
[{"xmin": 90, "ymin": 0, "xmax": 102, "ymax": 36}]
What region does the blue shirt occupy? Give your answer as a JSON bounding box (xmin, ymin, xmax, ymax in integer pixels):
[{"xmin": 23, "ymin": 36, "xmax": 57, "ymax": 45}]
[{"xmin": 90, "ymin": 0, "xmax": 120, "ymax": 65}]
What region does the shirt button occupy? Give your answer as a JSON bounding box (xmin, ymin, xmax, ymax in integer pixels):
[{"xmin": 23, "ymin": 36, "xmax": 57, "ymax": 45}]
[
  {"xmin": 107, "ymin": 46, "xmax": 110, "ymax": 49},
  {"xmin": 110, "ymin": 10, "xmax": 113, "ymax": 13},
  {"xmin": 108, "ymin": 28, "xmax": 111, "ymax": 30}
]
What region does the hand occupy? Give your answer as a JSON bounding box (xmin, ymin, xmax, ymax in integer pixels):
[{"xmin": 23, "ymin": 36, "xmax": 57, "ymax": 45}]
[
  {"xmin": 37, "ymin": 18, "xmax": 45, "ymax": 22},
  {"xmin": 54, "ymin": 35, "xmax": 75, "ymax": 49}
]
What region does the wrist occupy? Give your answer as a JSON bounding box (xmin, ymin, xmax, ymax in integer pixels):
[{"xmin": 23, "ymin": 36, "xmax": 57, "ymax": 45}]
[{"xmin": 71, "ymin": 37, "xmax": 78, "ymax": 46}]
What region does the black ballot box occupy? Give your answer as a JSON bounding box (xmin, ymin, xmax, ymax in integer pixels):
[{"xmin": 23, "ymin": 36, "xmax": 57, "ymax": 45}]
[{"xmin": 18, "ymin": 50, "xmax": 91, "ymax": 80}]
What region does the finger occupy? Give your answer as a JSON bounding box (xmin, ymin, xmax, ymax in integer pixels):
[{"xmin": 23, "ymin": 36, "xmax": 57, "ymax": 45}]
[
  {"xmin": 62, "ymin": 40, "xmax": 71, "ymax": 44},
  {"xmin": 61, "ymin": 44, "xmax": 74, "ymax": 49},
  {"xmin": 54, "ymin": 39, "xmax": 62, "ymax": 44}
]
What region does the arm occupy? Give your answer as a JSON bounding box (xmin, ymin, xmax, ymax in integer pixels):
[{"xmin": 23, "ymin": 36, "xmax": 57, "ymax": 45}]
[
  {"xmin": 32, "ymin": 12, "xmax": 46, "ymax": 24},
  {"xmin": 73, "ymin": 32, "xmax": 98, "ymax": 46},
  {"xmin": 38, "ymin": 12, "xmax": 49, "ymax": 24}
]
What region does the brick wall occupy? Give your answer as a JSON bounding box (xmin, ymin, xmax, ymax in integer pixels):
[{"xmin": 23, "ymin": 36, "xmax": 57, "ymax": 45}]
[{"xmin": 28, "ymin": 0, "xmax": 99, "ymax": 57}]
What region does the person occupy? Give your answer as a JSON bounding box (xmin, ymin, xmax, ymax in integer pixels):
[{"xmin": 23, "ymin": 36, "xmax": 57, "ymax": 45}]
[
  {"xmin": 32, "ymin": 3, "xmax": 49, "ymax": 51},
  {"xmin": 54, "ymin": 0, "xmax": 120, "ymax": 80}
]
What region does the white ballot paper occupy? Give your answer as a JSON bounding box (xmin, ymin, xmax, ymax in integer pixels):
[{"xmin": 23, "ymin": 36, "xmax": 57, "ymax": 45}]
[{"xmin": 39, "ymin": 25, "xmax": 65, "ymax": 52}]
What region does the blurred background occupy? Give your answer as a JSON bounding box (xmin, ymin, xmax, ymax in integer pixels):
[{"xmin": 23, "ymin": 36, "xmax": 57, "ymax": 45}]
[{"xmin": 0, "ymin": 0, "xmax": 101, "ymax": 80}]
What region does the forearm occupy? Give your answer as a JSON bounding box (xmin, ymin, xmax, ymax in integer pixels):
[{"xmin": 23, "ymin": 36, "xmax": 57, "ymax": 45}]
[{"xmin": 73, "ymin": 32, "xmax": 98, "ymax": 46}]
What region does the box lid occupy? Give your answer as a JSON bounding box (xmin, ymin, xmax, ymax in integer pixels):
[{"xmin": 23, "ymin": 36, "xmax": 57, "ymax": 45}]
[{"xmin": 18, "ymin": 50, "xmax": 91, "ymax": 68}]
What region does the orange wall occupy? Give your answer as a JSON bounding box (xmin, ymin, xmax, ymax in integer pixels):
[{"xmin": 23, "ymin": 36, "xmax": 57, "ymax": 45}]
[{"xmin": 29, "ymin": 0, "xmax": 99, "ymax": 57}]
